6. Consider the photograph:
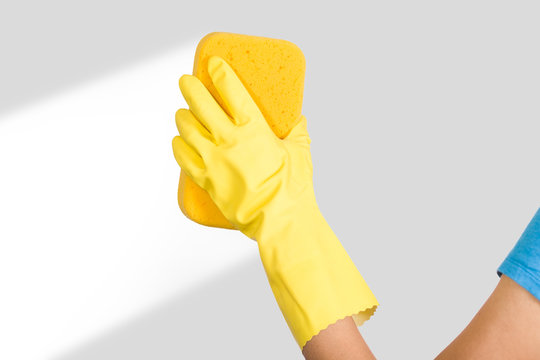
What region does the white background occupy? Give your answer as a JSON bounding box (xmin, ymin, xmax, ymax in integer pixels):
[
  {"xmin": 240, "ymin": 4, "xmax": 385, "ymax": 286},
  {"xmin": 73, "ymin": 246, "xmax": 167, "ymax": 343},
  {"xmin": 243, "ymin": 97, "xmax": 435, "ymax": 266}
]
[{"xmin": 1, "ymin": 1, "xmax": 539, "ymax": 359}]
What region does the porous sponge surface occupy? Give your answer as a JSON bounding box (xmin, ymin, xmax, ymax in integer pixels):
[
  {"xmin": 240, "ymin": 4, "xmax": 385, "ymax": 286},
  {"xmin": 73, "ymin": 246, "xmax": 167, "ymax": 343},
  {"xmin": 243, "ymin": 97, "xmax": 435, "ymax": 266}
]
[{"xmin": 178, "ymin": 32, "xmax": 306, "ymax": 229}]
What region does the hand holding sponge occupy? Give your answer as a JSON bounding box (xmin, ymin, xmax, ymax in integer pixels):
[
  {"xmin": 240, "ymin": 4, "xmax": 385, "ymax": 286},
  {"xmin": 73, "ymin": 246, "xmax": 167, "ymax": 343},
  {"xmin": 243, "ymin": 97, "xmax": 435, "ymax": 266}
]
[
  {"xmin": 177, "ymin": 32, "xmax": 306, "ymax": 229},
  {"xmin": 172, "ymin": 34, "xmax": 377, "ymax": 349}
]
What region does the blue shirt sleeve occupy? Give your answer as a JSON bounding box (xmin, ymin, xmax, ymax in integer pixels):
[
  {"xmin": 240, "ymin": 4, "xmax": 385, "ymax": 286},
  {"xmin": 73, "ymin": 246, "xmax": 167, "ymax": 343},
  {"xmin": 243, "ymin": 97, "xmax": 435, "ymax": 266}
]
[{"xmin": 497, "ymin": 208, "xmax": 540, "ymax": 302}]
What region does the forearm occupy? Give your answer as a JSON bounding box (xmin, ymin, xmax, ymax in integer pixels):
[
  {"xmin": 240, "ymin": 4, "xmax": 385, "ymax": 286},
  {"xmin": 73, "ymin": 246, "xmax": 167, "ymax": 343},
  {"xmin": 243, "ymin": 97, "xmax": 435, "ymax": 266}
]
[
  {"xmin": 256, "ymin": 204, "xmax": 377, "ymax": 349},
  {"xmin": 435, "ymin": 274, "xmax": 540, "ymax": 359},
  {"xmin": 302, "ymin": 316, "xmax": 375, "ymax": 360}
]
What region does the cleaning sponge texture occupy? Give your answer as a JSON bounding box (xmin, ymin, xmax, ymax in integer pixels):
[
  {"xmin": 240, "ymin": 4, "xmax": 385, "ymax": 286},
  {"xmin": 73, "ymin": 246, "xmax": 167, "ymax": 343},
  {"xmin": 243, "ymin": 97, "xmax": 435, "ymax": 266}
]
[{"xmin": 178, "ymin": 32, "xmax": 306, "ymax": 229}]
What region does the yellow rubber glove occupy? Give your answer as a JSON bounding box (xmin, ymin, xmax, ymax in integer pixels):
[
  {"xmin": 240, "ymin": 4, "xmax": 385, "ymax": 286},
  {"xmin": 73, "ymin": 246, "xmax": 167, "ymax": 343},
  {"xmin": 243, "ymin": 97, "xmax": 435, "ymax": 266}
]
[{"xmin": 172, "ymin": 55, "xmax": 378, "ymax": 349}]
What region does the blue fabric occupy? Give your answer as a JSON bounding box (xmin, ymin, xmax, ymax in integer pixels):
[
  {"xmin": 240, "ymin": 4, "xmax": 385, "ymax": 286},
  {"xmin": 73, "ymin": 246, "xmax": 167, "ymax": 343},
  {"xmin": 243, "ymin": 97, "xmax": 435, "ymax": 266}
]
[{"xmin": 497, "ymin": 208, "xmax": 540, "ymax": 302}]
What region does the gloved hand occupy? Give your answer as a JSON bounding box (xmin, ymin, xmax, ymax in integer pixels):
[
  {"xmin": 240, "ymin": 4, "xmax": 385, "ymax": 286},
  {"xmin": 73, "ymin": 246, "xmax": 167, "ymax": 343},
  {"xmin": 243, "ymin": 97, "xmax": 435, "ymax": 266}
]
[{"xmin": 172, "ymin": 55, "xmax": 378, "ymax": 349}]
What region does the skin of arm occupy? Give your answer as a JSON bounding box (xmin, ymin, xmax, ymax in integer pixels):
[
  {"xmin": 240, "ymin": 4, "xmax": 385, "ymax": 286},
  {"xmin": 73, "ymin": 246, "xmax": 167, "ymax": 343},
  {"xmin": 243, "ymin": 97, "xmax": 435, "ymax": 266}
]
[
  {"xmin": 301, "ymin": 316, "xmax": 376, "ymax": 360},
  {"xmin": 435, "ymin": 274, "xmax": 540, "ymax": 360},
  {"xmin": 301, "ymin": 274, "xmax": 540, "ymax": 360}
]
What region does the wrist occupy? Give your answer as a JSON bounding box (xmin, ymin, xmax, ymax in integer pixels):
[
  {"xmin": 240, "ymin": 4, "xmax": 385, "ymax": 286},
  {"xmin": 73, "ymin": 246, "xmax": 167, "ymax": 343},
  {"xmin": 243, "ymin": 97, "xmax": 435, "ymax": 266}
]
[{"xmin": 244, "ymin": 184, "xmax": 322, "ymax": 244}]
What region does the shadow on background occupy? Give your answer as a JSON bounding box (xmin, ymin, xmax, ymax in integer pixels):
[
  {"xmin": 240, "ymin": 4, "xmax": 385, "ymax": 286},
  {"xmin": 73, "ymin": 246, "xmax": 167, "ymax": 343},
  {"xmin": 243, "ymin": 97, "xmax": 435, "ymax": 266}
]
[{"xmin": 54, "ymin": 257, "xmax": 299, "ymax": 360}]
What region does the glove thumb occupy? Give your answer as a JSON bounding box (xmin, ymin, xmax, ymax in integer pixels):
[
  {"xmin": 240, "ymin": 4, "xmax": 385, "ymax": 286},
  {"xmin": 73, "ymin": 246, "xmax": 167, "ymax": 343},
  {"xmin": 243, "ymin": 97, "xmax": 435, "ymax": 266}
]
[{"xmin": 284, "ymin": 115, "xmax": 311, "ymax": 146}]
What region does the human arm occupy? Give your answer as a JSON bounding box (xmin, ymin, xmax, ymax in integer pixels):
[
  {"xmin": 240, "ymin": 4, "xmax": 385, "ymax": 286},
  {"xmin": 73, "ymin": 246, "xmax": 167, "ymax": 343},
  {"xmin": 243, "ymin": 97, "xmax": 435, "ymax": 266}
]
[
  {"xmin": 302, "ymin": 316, "xmax": 375, "ymax": 360},
  {"xmin": 172, "ymin": 55, "xmax": 378, "ymax": 354},
  {"xmin": 435, "ymin": 274, "xmax": 540, "ymax": 359},
  {"xmin": 436, "ymin": 208, "xmax": 540, "ymax": 359}
]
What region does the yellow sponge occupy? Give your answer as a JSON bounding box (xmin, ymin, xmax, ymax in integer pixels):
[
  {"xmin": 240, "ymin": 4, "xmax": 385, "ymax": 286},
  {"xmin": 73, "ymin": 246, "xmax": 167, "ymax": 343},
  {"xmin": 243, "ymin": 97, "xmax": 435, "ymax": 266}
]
[{"xmin": 178, "ymin": 32, "xmax": 306, "ymax": 229}]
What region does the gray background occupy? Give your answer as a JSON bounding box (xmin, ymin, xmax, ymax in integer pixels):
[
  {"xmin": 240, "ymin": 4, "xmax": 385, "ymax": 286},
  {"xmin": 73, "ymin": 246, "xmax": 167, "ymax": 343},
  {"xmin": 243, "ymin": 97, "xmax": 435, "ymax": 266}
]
[{"xmin": 2, "ymin": 0, "xmax": 540, "ymax": 359}]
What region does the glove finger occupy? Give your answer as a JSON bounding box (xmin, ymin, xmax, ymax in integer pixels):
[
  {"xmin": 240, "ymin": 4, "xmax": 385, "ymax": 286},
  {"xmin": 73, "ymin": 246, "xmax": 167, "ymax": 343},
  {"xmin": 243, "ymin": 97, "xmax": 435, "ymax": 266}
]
[
  {"xmin": 284, "ymin": 115, "xmax": 311, "ymax": 146},
  {"xmin": 172, "ymin": 136, "xmax": 206, "ymax": 185},
  {"xmin": 207, "ymin": 56, "xmax": 266, "ymax": 127},
  {"xmin": 175, "ymin": 108, "xmax": 215, "ymax": 153},
  {"xmin": 179, "ymin": 74, "xmax": 233, "ymax": 144}
]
